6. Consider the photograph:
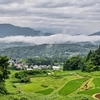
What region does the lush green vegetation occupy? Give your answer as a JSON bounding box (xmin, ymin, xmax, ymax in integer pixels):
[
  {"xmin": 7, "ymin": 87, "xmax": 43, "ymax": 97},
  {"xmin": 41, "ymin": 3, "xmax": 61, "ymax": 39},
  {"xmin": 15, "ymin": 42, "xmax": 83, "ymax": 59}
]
[
  {"xmin": 63, "ymin": 46, "xmax": 100, "ymax": 72},
  {"xmin": 25, "ymin": 57, "xmax": 54, "ymax": 66},
  {"xmin": 93, "ymin": 78, "xmax": 100, "ymax": 87},
  {"xmin": 78, "ymin": 76, "xmax": 100, "ymax": 96},
  {"xmin": 15, "ymin": 70, "xmax": 82, "ymax": 93},
  {"xmin": 78, "ymin": 88, "xmax": 100, "ymax": 95},
  {"xmin": 35, "ymin": 88, "xmax": 54, "ymax": 95},
  {"xmin": 2, "ymin": 46, "xmax": 100, "ymax": 100},
  {"xmin": 15, "ymin": 70, "xmax": 47, "ymax": 78},
  {"xmin": 0, "ymin": 43, "xmax": 97, "ymax": 58},
  {"xmin": 0, "ymin": 56, "xmax": 10, "ymax": 94},
  {"xmin": 14, "ymin": 70, "xmax": 48, "ymax": 83},
  {"xmin": 1, "ymin": 69, "xmax": 99, "ymax": 100},
  {"xmin": 0, "ymin": 93, "xmax": 95, "ymax": 100},
  {"xmin": 63, "ymin": 56, "xmax": 82, "ymax": 71},
  {"xmin": 58, "ymin": 78, "xmax": 88, "ymax": 96}
]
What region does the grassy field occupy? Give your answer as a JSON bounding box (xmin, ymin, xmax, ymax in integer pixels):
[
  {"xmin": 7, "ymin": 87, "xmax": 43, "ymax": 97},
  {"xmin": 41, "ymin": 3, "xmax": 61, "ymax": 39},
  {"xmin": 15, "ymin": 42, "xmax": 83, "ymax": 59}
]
[
  {"xmin": 78, "ymin": 88, "xmax": 100, "ymax": 95},
  {"xmin": 35, "ymin": 88, "xmax": 54, "ymax": 95},
  {"xmin": 58, "ymin": 78, "xmax": 88, "ymax": 96},
  {"xmin": 2, "ymin": 70, "xmax": 100, "ymax": 100},
  {"xmin": 78, "ymin": 75, "xmax": 100, "ymax": 96},
  {"xmin": 0, "ymin": 93, "xmax": 95, "ymax": 100},
  {"xmin": 93, "ymin": 78, "xmax": 100, "ymax": 87},
  {"xmin": 5, "ymin": 70, "xmax": 19, "ymax": 93},
  {"xmin": 15, "ymin": 71, "xmax": 80, "ymax": 93}
]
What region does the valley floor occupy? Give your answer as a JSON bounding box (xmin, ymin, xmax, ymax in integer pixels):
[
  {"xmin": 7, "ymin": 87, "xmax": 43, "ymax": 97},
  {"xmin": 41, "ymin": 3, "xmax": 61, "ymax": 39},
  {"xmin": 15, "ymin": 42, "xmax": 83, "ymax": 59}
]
[{"xmin": 1, "ymin": 70, "xmax": 100, "ymax": 100}]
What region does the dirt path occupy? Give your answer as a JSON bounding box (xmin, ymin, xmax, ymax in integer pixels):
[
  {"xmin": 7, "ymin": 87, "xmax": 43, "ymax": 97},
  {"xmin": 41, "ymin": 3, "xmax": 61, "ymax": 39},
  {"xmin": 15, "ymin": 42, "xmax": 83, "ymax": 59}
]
[
  {"xmin": 75, "ymin": 74, "xmax": 83, "ymax": 78},
  {"xmin": 17, "ymin": 87, "xmax": 24, "ymax": 93},
  {"xmin": 81, "ymin": 78, "xmax": 93, "ymax": 90}
]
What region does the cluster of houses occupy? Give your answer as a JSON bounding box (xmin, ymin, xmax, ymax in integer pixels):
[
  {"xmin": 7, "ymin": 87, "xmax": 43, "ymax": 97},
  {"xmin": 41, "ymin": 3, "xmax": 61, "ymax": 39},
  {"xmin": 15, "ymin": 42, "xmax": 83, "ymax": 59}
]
[{"xmin": 9, "ymin": 59, "xmax": 60, "ymax": 71}]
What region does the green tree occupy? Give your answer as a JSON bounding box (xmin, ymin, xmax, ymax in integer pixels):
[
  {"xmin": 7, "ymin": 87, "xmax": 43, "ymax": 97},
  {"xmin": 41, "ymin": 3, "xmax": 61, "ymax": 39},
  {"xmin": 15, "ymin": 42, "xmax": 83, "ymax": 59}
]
[
  {"xmin": 63, "ymin": 56, "xmax": 82, "ymax": 71},
  {"xmin": 91, "ymin": 54, "xmax": 100, "ymax": 66},
  {"xmin": 84, "ymin": 60, "xmax": 97, "ymax": 72},
  {"xmin": 86, "ymin": 50, "xmax": 93, "ymax": 61},
  {"xmin": 0, "ymin": 56, "xmax": 10, "ymax": 94}
]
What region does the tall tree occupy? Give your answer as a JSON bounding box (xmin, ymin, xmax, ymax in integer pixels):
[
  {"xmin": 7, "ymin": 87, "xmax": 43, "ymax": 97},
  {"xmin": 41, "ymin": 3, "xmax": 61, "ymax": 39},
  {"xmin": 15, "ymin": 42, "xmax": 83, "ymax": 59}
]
[
  {"xmin": 0, "ymin": 56, "xmax": 10, "ymax": 94},
  {"xmin": 63, "ymin": 56, "xmax": 81, "ymax": 71},
  {"xmin": 86, "ymin": 50, "xmax": 93, "ymax": 61}
]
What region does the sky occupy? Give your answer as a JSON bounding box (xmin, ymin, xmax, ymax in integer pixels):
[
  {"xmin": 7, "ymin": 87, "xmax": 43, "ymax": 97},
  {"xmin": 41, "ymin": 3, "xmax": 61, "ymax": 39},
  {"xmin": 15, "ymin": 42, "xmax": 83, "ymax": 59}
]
[{"xmin": 0, "ymin": 0, "xmax": 100, "ymax": 35}]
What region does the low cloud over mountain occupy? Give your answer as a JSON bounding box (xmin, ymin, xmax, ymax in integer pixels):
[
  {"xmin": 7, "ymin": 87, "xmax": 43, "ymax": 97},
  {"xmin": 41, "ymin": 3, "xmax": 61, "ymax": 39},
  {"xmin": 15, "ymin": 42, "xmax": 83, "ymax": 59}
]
[{"xmin": 0, "ymin": 34, "xmax": 100, "ymax": 44}]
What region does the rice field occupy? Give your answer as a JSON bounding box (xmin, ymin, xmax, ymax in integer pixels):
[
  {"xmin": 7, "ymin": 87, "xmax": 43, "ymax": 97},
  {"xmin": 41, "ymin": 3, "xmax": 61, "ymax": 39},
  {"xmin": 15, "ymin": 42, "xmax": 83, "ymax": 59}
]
[{"xmin": 3, "ymin": 70, "xmax": 100, "ymax": 100}]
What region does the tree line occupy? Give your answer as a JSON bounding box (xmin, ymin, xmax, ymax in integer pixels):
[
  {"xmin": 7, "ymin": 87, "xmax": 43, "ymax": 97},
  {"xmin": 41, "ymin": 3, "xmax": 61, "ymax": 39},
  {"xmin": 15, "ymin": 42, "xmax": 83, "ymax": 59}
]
[{"xmin": 63, "ymin": 46, "xmax": 100, "ymax": 72}]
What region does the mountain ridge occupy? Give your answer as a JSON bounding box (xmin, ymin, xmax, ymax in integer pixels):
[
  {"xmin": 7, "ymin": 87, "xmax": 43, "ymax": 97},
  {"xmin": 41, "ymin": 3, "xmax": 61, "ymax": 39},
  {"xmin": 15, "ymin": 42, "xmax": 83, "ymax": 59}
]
[
  {"xmin": 0, "ymin": 23, "xmax": 53, "ymax": 37},
  {"xmin": 0, "ymin": 23, "xmax": 100, "ymax": 37},
  {"xmin": 89, "ymin": 31, "xmax": 100, "ymax": 36}
]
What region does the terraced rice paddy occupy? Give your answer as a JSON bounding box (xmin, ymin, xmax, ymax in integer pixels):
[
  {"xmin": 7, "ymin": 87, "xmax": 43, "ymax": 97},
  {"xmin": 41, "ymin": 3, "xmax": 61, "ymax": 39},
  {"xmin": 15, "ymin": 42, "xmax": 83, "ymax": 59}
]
[{"xmin": 4, "ymin": 70, "xmax": 100, "ymax": 100}]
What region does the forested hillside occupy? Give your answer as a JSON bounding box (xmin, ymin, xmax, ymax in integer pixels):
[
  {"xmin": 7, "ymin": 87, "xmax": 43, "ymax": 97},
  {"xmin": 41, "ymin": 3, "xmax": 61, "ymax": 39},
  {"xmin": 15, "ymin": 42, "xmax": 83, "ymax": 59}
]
[
  {"xmin": 0, "ymin": 43, "xmax": 97, "ymax": 58},
  {"xmin": 63, "ymin": 46, "xmax": 100, "ymax": 72}
]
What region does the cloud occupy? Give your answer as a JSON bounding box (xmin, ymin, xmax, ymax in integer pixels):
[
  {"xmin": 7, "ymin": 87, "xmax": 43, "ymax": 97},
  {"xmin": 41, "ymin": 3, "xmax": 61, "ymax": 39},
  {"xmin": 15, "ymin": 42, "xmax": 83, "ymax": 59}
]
[
  {"xmin": 0, "ymin": 34, "xmax": 100, "ymax": 44},
  {"xmin": 0, "ymin": 0, "xmax": 24, "ymax": 4},
  {"xmin": 31, "ymin": 0, "xmax": 100, "ymax": 8},
  {"xmin": 0, "ymin": 0, "xmax": 100, "ymax": 34}
]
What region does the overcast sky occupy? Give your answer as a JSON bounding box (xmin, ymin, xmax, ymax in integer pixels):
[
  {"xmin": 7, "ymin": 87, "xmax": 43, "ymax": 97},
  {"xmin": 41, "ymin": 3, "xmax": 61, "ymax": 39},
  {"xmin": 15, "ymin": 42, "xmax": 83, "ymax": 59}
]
[{"xmin": 0, "ymin": 0, "xmax": 100, "ymax": 35}]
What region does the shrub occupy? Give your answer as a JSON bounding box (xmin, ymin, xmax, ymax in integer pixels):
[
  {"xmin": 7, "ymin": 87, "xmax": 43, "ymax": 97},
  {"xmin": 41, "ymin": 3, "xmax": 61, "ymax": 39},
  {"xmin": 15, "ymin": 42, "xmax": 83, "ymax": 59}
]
[
  {"xmin": 41, "ymin": 83, "xmax": 48, "ymax": 88},
  {"xmin": 20, "ymin": 97, "xmax": 29, "ymax": 100},
  {"xmin": 15, "ymin": 72, "xmax": 28, "ymax": 79},
  {"xmin": 20, "ymin": 77, "xmax": 30, "ymax": 83},
  {"xmin": 0, "ymin": 82, "xmax": 7, "ymax": 94}
]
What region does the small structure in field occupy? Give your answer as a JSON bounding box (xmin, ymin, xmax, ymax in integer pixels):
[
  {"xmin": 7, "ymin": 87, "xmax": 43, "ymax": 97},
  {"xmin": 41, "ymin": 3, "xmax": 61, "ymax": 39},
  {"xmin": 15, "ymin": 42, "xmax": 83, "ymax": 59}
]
[{"xmin": 52, "ymin": 66, "xmax": 60, "ymax": 70}]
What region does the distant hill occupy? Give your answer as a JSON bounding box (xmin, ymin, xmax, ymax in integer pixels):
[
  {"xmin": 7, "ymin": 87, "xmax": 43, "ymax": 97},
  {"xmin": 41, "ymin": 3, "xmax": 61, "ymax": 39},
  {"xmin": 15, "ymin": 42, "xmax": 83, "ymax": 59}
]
[
  {"xmin": 0, "ymin": 42, "xmax": 35, "ymax": 49},
  {"xmin": 89, "ymin": 31, "xmax": 100, "ymax": 36},
  {"xmin": 0, "ymin": 44, "xmax": 98, "ymax": 58},
  {"xmin": 0, "ymin": 24, "xmax": 53, "ymax": 37}
]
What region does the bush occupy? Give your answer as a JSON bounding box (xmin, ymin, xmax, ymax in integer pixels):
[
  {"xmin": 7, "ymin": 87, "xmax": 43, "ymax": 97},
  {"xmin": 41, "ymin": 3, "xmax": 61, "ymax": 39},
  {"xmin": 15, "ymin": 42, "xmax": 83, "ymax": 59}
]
[
  {"xmin": 9, "ymin": 95, "xmax": 19, "ymax": 100},
  {"xmin": 15, "ymin": 70, "xmax": 47, "ymax": 79},
  {"xmin": 0, "ymin": 82, "xmax": 7, "ymax": 94},
  {"xmin": 15, "ymin": 72, "xmax": 28, "ymax": 79},
  {"xmin": 20, "ymin": 77, "xmax": 30, "ymax": 83},
  {"xmin": 20, "ymin": 97, "xmax": 29, "ymax": 100},
  {"xmin": 41, "ymin": 83, "xmax": 48, "ymax": 88},
  {"xmin": 82, "ymin": 97, "xmax": 89, "ymax": 100}
]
